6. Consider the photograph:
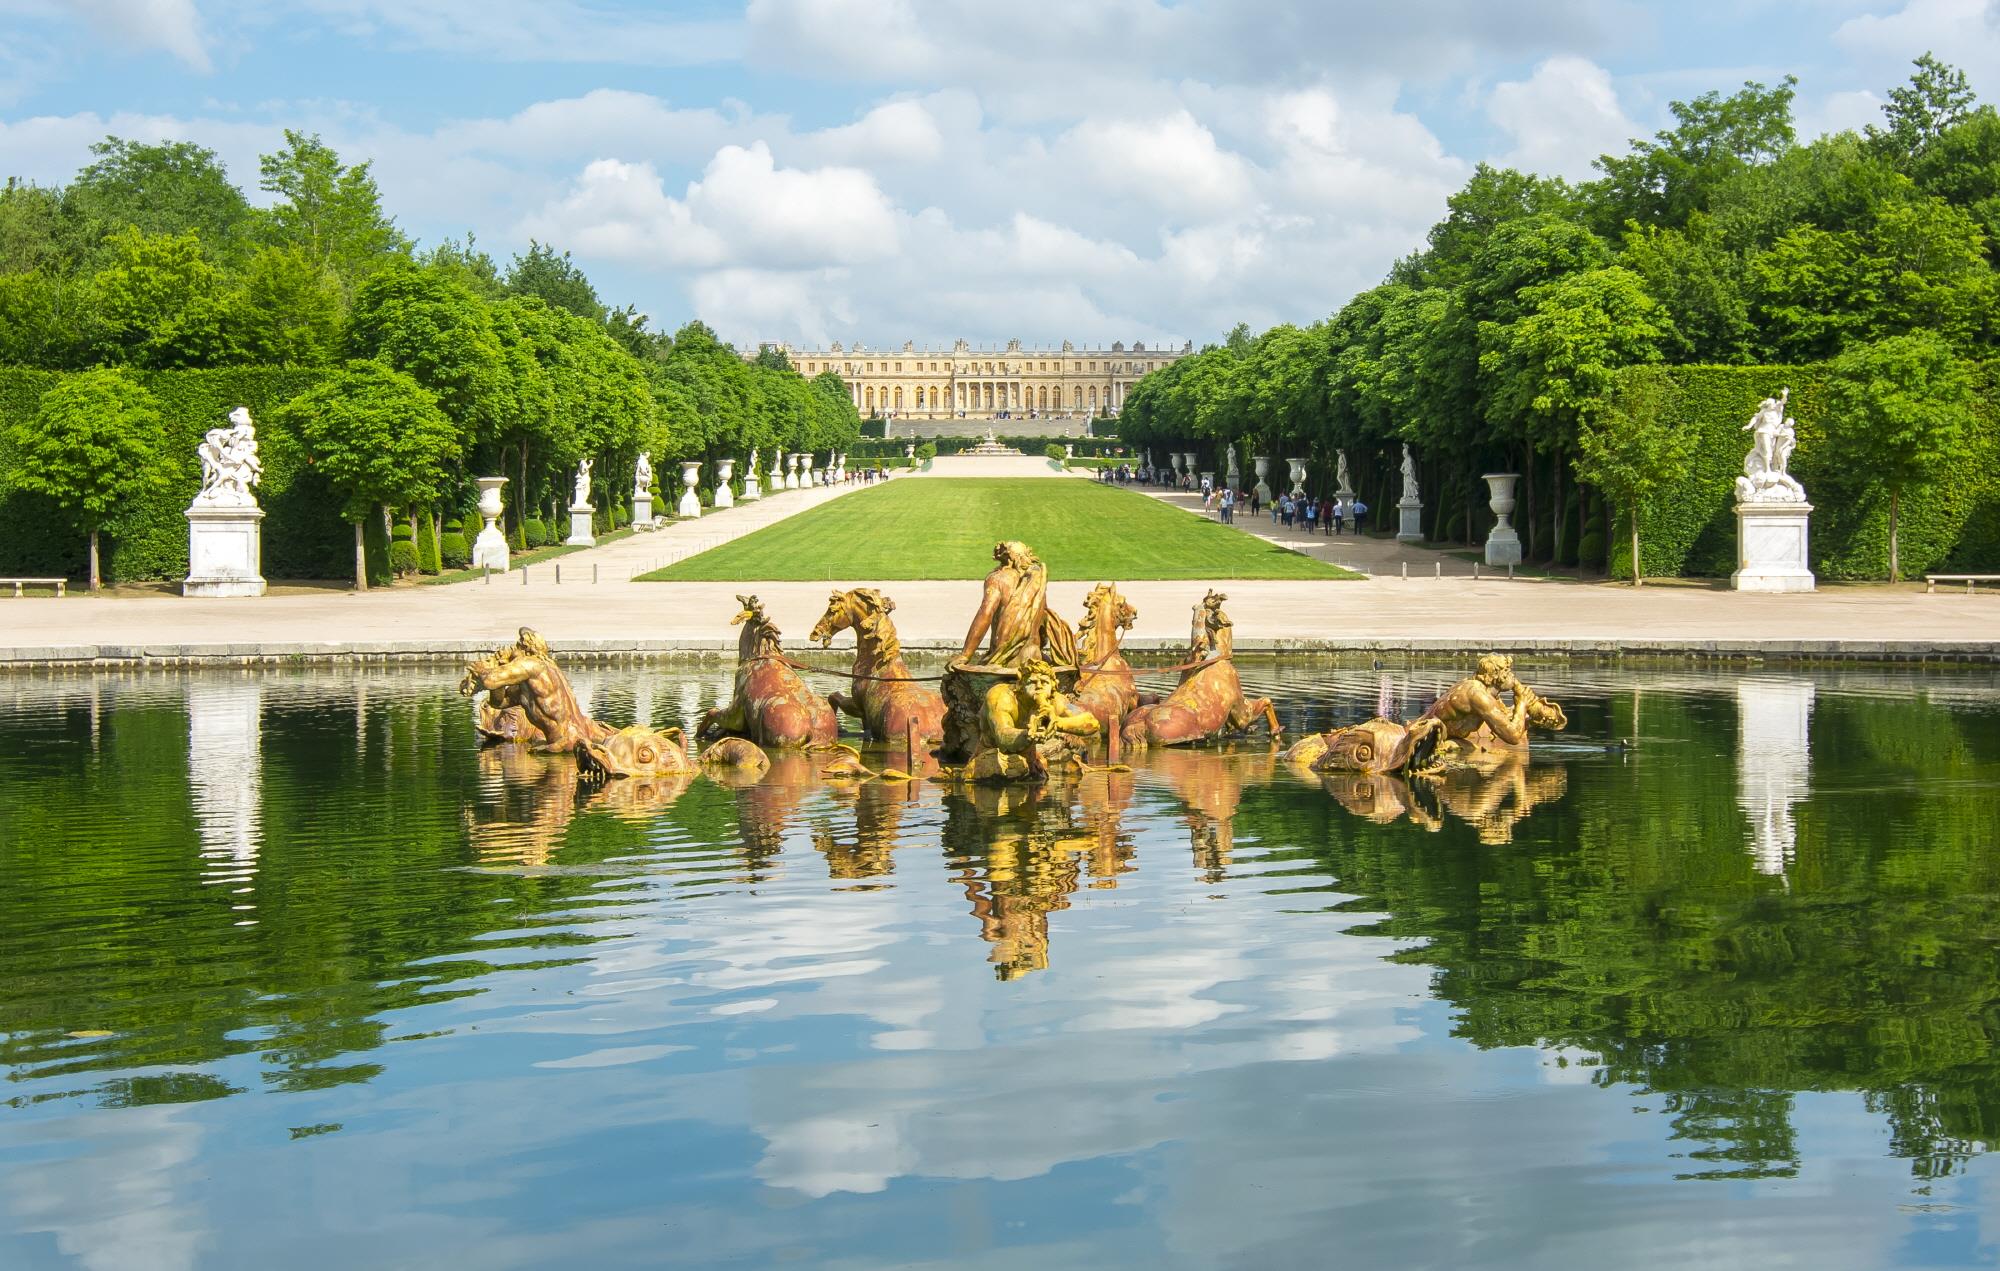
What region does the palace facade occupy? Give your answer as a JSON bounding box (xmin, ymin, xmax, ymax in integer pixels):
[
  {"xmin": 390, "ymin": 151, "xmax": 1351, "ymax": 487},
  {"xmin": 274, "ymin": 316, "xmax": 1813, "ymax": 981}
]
[{"xmin": 763, "ymin": 337, "xmax": 1191, "ymax": 421}]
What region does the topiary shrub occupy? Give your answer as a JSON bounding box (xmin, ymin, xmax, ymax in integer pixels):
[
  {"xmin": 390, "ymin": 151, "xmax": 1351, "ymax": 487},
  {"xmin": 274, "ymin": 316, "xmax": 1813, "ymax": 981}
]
[
  {"xmin": 388, "ymin": 540, "xmax": 419, "ymax": 577},
  {"xmin": 1577, "ymin": 530, "xmax": 1606, "ymax": 569},
  {"xmin": 1044, "ymin": 442, "xmax": 1065, "ymax": 463},
  {"xmin": 524, "ymin": 518, "xmax": 547, "ymax": 547},
  {"xmin": 391, "ymin": 521, "xmax": 414, "ymax": 543},
  {"xmin": 417, "ymin": 512, "xmax": 441, "ymax": 573},
  {"xmin": 439, "ymin": 530, "xmax": 470, "ymax": 570},
  {"xmin": 461, "ymin": 511, "xmax": 482, "ymax": 541}
]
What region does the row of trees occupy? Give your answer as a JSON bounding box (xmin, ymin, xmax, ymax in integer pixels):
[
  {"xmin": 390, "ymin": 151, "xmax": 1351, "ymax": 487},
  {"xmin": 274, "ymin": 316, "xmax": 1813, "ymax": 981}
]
[
  {"xmin": 0, "ymin": 134, "xmax": 860, "ymax": 585},
  {"xmin": 1119, "ymin": 55, "xmax": 1992, "ymax": 579}
]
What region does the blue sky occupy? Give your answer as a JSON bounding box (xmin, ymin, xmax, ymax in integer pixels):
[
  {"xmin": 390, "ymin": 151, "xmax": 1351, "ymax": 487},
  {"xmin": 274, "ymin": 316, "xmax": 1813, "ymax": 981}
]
[{"xmin": 2, "ymin": 1, "xmax": 1995, "ymax": 349}]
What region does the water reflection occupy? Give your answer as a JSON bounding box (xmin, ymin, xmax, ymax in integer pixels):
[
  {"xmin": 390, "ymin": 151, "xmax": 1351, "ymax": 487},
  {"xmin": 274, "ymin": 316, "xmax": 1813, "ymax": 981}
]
[
  {"xmin": 1737, "ymin": 677, "xmax": 1813, "ymax": 876},
  {"xmin": 4, "ymin": 665, "xmax": 2000, "ymax": 1269}
]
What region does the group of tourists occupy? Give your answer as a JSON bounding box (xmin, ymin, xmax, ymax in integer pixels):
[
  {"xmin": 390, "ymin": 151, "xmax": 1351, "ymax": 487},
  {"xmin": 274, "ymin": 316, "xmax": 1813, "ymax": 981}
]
[{"xmin": 1194, "ymin": 487, "xmax": 1367, "ymax": 536}]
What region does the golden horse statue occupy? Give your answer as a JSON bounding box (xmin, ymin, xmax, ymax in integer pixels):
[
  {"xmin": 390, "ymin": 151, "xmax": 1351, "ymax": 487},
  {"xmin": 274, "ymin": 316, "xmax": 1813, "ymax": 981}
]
[
  {"xmin": 809, "ymin": 588, "xmax": 947, "ymax": 743},
  {"xmin": 1119, "ymin": 591, "xmax": 1280, "ymax": 749},
  {"xmin": 1071, "ymin": 582, "xmax": 1143, "ymax": 735},
  {"xmin": 699, "ymin": 595, "xmax": 840, "ymax": 749}
]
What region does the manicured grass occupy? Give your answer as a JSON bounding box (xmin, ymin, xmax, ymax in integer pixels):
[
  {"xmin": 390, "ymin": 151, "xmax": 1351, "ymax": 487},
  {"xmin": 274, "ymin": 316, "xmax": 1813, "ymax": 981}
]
[{"xmin": 638, "ymin": 478, "xmax": 1361, "ymax": 581}]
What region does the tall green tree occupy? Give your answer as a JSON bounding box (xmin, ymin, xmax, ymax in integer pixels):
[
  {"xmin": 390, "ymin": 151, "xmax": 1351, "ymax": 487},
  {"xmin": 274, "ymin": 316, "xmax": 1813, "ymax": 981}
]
[
  {"xmin": 69, "ymin": 137, "xmax": 256, "ymax": 263},
  {"xmin": 1589, "ymin": 77, "xmax": 1798, "ymax": 230},
  {"xmin": 258, "ymin": 131, "xmax": 407, "ymax": 284},
  {"xmin": 233, "ymin": 245, "xmax": 345, "ymax": 365},
  {"xmin": 278, "ymin": 360, "xmax": 458, "ymax": 589},
  {"xmin": 504, "ymin": 241, "xmax": 603, "ymax": 320},
  {"xmin": 89, "ymin": 227, "xmax": 238, "ymax": 368},
  {"xmin": 1573, "ymin": 368, "xmax": 1692, "ymax": 586},
  {"xmin": 1823, "ymin": 332, "xmax": 1974, "ymax": 580},
  {"xmin": 1869, "ymin": 54, "xmax": 1977, "ymax": 164},
  {"xmin": 2, "ymin": 368, "xmax": 163, "ymax": 589}
]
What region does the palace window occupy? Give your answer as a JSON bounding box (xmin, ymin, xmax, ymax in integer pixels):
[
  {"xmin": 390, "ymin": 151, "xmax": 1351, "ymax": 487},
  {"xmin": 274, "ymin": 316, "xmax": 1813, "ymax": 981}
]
[{"xmin": 896, "ymin": 362, "xmax": 903, "ymax": 372}]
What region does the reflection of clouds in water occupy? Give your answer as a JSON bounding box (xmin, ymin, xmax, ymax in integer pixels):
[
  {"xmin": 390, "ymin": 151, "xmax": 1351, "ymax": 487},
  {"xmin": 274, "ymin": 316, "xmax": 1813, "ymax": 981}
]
[{"xmin": 1, "ymin": 1106, "xmax": 207, "ymax": 1271}]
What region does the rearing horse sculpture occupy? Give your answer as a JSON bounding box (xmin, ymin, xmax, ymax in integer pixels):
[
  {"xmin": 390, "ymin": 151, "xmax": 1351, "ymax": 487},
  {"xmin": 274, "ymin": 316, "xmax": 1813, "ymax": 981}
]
[
  {"xmin": 1072, "ymin": 582, "xmax": 1141, "ymax": 735},
  {"xmin": 1120, "ymin": 591, "xmax": 1280, "ymax": 749},
  {"xmin": 699, "ymin": 595, "xmax": 839, "ymax": 749},
  {"xmin": 809, "ymin": 588, "xmax": 947, "ymax": 743}
]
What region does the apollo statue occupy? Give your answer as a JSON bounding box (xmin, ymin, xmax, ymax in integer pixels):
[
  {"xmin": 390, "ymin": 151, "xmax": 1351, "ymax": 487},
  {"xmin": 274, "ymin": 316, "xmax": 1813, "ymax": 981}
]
[{"xmin": 1736, "ymin": 390, "xmax": 1806, "ymax": 504}]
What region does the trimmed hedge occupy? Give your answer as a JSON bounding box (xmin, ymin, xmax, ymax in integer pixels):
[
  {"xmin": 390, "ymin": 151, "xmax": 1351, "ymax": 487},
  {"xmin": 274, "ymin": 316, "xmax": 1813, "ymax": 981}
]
[
  {"xmin": 439, "ymin": 530, "xmax": 470, "ymax": 570},
  {"xmin": 1607, "ymin": 362, "xmax": 2000, "ymax": 580},
  {"xmin": 0, "ymin": 366, "xmax": 351, "ymax": 582}
]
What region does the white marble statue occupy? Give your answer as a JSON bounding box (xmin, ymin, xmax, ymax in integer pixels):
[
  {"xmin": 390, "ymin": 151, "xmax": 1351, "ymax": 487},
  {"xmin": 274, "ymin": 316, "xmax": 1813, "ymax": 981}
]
[
  {"xmin": 634, "ymin": 452, "xmax": 653, "ymax": 499},
  {"xmin": 573, "ymin": 459, "xmax": 593, "ymax": 509},
  {"xmin": 1335, "ymin": 449, "xmax": 1352, "ymax": 494},
  {"xmin": 1400, "ymin": 444, "xmax": 1419, "ymax": 502},
  {"xmin": 194, "ymin": 407, "xmax": 263, "ymax": 509},
  {"xmin": 1736, "ymin": 390, "xmax": 1806, "ymax": 504}
]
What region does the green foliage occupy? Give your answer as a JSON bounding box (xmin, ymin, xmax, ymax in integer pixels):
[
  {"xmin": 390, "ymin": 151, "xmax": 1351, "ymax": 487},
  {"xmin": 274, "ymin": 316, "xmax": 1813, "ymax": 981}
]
[
  {"xmin": 275, "ymin": 359, "xmax": 457, "ymax": 522},
  {"xmin": 917, "ymin": 441, "xmax": 938, "ymax": 461},
  {"xmin": 1043, "ymin": 442, "xmax": 1065, "ymax": 463},
  {"xmin": 343, "ymin": 262, "xmax": 504, "ymax": 448},
  {"xmin": 2, "ymin": 368, "xmax": 161, "ymax": 536},
  {"xmin": 504, "ymin": 240, "xmax": 603, "ymax": 320},
  {"xmin": 390, "ymin": 521, "xmax": 414, "ymax": 542},
  {"xmin": 1575, "ymin": 367, "xmax": 1694, "ymax": 580},
  {"xmin": 233, "ymin": 246, "xmax": 344, "ymax": 366},
  {"xmin": 388, "ymin": 539, "xmax": 419, "ymax": 576},
  {"xmin": 0, "ymin": 271, "xmax": 91, "ymax": 368},
  {"xmin": 523, "ymin": 518, "xmax": 547, "ymax": 548},
  {"xmin": 1823, "ymin": 332, "xmax": 1977, "ymax": 578},
  {"xmin": 438, "ymin": 530, "xmax": 470, "ymax": 570},
  {"xmin": 258, "ymin": 130, "xmax": 407, "ymax": 283},
  {"xmin": 89, "ymin": 228, "xmax": 238, "ymax": 368},
  {"xmin": 416, "ymin": 512, "xmax": 441, "ymax": 573},
  {"xmin": 69, "ymin": 137, "xmax": 256, "ymax": 264}
]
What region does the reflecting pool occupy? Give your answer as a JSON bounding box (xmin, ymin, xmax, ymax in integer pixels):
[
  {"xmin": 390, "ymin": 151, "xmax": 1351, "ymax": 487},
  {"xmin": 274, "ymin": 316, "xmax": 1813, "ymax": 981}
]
[{"xmin": 2, "ymin": 663, "xmax": 1999, "ymax": 1269}]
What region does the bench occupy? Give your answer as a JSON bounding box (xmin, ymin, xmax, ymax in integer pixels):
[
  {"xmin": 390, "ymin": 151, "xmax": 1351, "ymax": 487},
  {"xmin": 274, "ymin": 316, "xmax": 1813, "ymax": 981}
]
[
  {"xmin": 2, "ymin": 577, "xmax": 68, "ymax": 597},
  {"xmin": 1926, "ymin": 574, "xmax": 1999, "ymax": 594}
]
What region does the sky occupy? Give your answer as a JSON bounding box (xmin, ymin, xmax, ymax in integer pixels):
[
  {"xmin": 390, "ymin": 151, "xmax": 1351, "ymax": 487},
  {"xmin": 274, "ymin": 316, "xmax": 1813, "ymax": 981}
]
[{"xmin": 1, "ymin": 1, "xmax": 1997, "ymax": 351}]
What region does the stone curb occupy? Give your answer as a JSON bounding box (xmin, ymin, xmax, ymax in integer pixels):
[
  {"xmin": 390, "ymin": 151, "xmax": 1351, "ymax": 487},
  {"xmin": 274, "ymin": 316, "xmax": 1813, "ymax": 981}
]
[{"xmin": 4, "ymin": 636, "xmax": 1996, "ymax": 670}]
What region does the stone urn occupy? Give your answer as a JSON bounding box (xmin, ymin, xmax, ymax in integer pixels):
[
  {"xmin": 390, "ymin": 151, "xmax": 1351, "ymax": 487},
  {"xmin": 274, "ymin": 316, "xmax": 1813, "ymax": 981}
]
[
  {"xmin": 679, "ymin": 461, "xmax": 703, "ymax": 518},
  {"xmin": 472, "ymin": 476, "xmax": 510, "ymax": 572},
  {"xmin": 1481, "ymin": 472, "xmax": 1522, "ymax": 566},
  {"xmin": 714, "ymin": 458, "xmax": 736, "ymax": 509},
  {"xmin": 1286, "ymin": 458, "xmax": 1308, "ymax": 499},
  {"xmin": 1253, "ymin": 455, "xmax": 1272, "ymax": 502},
  {"xmin": 769, "ymin": 451, "xmax": 786, "ymax": 492},
  {"xmin": 791, "ymin": 453, "xmax": 806, "ymax": 488}
]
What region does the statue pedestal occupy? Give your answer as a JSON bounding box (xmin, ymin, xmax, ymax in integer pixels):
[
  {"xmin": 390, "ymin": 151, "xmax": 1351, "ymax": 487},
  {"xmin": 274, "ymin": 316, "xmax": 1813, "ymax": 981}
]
[
  {"xmin": 473, "ymin": 523, "xmax": 509, "ymax": 571},
  {"xmin": 1732, "ymin": 501, "xmax": 1815, "ymax": 592},
  {"xmin": 183, "ymin": 506, "xmax": 266, "ymax": 597},
  {"xmin": 1397, "ymin": 498, "xmax": 1423, "ymax": 543},
  {"xmin": 632, "ymin": 493, "xmax": 653, "ymax": 526},
  {"xmin": 565, "ymin": 502, "xmax": 595, "ymax": 547}
]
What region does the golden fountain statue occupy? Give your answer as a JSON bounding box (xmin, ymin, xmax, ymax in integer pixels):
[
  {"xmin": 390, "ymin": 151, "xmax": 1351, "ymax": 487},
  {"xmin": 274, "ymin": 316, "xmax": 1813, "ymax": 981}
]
[
  {"xmin": 809, "ymin": 587, "xmax": 947, "ymax": 744},
  {"xmin": 952, "ymin": 658, "xmax": 1101, "ymax": 783},
  {"xmin": 1285, "ymin": 654, "xmax": 1568, "ymax": 776},
  {"xmin": 939, "ymin": 540, "xmax": 1081, "ymax": 763},
  {"xmin": 460, "ymin": 627, "xmax": 695, "ymax": 780},
  {"xmin": 1120, "ymin": 591, "xmax": 1280, "ymax": 749},
  {"xmin": 700, "ymin": 595, "xmax": 840, "ymax": 749}
]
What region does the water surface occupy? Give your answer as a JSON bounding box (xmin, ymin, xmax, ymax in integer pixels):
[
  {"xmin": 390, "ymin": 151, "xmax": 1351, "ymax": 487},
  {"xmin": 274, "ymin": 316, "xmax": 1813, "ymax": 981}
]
[{"xmin": 2, "ymin": 663, "xmax": 1998, "ymax": 1269}]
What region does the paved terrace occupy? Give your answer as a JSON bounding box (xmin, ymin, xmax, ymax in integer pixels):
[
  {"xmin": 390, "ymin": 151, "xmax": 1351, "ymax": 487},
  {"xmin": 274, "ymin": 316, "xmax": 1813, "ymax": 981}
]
[{"xmin": 2, "ymin": 461, "xmax": 1993, "ymax": 665}]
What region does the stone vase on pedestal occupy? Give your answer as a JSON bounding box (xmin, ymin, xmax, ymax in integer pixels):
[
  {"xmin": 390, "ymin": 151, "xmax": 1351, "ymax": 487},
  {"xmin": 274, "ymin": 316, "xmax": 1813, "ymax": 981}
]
[
  {"xmin": 471, "ymin": 476, "xmax": 510, "ymax": 573},
  {"xmin": 714, "ymin": 459, "xmax": 736, "ymax": 509},
  {"xmin": 770, "ymin": 452, "xmax": 787, "ymax": 492},
  {"xmin": 184, "ymin": 506, "xmax": 267, "ymax": 597},
  {"xmin": 1481, "ymin": 473, "xmax": 1522, "ymax": 566},
  {"xmin": 678, "ymin": 462, "xmax": 703, "ymax": 518},
  {"xmin": 788, "ymin": 455, "xmax": 804, "ymax": 489},
  {"xmin": 1252, "ymin": 456, "xmax": 1272, "ymax": 503},
  {"xmin": 1286, "ymin": 458, "xmax": 1307, "ymax": 499},
  {"xmin": 1732, "ymin": 501, "xmax": 1815, "ymax": 592}
]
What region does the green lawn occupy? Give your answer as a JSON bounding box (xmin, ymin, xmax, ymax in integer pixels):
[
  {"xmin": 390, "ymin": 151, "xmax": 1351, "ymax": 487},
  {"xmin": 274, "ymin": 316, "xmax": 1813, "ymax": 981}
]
[{"xmin": 638, "ymin": 478, "xmax": 1360, "ymax": 581}]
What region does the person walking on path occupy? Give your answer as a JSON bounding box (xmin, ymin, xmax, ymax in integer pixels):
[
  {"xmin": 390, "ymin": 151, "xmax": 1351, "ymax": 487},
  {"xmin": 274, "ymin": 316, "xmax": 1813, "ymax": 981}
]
[
  {"xmin": 1219, "ymin": 486, "xmax": 1235, "ymax": 524},
  {"xmin": 1303, "ymin": 497, "xmax": 1318, "ymax": 534}
]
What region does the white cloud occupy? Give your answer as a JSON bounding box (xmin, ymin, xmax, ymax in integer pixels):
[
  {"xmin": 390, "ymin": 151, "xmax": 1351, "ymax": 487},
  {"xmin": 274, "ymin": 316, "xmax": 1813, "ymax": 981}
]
[
  {"xmin": 1831, "ymin": 0, "xmax": 2000, "ymax": 91},
  {"xmin": 70, "ymin": 0, "xmax": 211, "ymax": 71},
  {"xmin": 1054, "ymin": 111, "xmax": 1256, "ymax": 220},
  {"xmin": 1488, "ymin": 56, "xmax": 1637, "ymax": 181}
]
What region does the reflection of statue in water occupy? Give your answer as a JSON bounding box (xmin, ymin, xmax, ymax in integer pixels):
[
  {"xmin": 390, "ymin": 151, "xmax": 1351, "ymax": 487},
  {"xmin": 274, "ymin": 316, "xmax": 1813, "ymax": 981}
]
[
  {"xmin": 956, "ymin": 659, "xmax": 1100, "ymax": 783},
  {"xmin": 816, "ymin": 778, "xmax": 927, "ymax": 880},
  {"xmin": 1152, "ymin": 747, "xmax": 1276, "ymax": 883},
  {"xmin": 942, "ymin": 782, "xmax": 1090, "ymax": 980},
  {"xmin": 1735, "ymin": 388, "xmax": 1807, "ymax": 504},
  {"xmin": 1288, "ymin": 654, "xmax": 1565, "ymax": 775},
  {"xmin": 459, "ymin": 627, "xmax": 615, "ymax": 751}
]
